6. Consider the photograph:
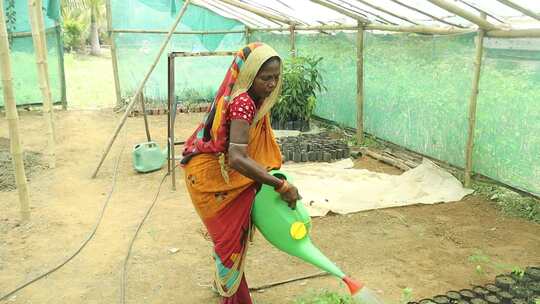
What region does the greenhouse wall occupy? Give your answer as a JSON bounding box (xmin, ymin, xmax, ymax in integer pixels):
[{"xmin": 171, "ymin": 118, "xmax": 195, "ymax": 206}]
[{"xmin": 0, "ymin": 0, "xmax": 65, "ymax": 107}]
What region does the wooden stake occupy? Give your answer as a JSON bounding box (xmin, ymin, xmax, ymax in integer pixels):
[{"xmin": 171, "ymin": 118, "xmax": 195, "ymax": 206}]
[
  {"xmin": 289, "ymin": 24, "xmax": 296, "ymax": 57},
  {"xmin": 464, "ymin": 14, "xmax": 486, "ymax": 187},
  {"xmin": 106, "ymin": 0, "xmax": 123, "ymax": 108},
  {"xmin": 28, "ymin": 0, "xmax": 56, "ymax": 169},
  {"xmin": 92, "ymin": 0, "xmax": 192, "ymax": 178},
  {"xmin": 0, "ymin": 1, "xmax": 31, "ymax": 221},
  {"xmin": 356, "ymin": 22, "xmax": 364, "ymax": 144}
]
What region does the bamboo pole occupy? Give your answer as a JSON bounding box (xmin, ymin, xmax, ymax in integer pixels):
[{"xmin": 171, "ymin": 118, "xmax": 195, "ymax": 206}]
[
  {"xmin": 325, "ymin": 0, "xmax": 392, "ymax": 25},
  {"xmin": 426, "ymin": 0, "xmax": 498, "ymax": 30},
  {"xmin": 28, "ymin": 0, "xmax": 56, "ymax": 169},
  {"xmin": 365, "ymin": 24, "xmax": 473, "ymax": 34},
  {"xmin": 11, "ymin": 27, "xmax": 56, "ymax": 38},
  {"xmin": 250, "ymin": 24, "xmax": 473, "ymax": 35},
  {"xmin": 310, "ymin": 0, "xmax": 370, "ymax": 24},
  {"xmin": 245, "ymin": 26, "xmax": 250, "ymax": 44},
  {"xmin": 352, "ymin": 0, "xmax": 418, "ymax": 25},
  {"xmin": 495, "ymin": 0, "xmax": 540, "ymax": 22},
  {"xmin": 388, "ymin": 0, "xmax": 466, "ymax": 28},
  {"xmin": 464, "ymin": 14, "xmax": 486, "ymax": 187},
  {"xmin": 289, "ymin": 24, "xmax": 296, "ymax": 57},
  {"xmin": 92, "ymin": 0, "xmax": 192, "ymax": 178},
  {"xmin": 218, "ymin": 0, "xmax": 294, "ymax": 25},
  {"xmin": 456, "ymin": 0, "xmax": 506, "ymax": 24},
  {"xmin": 170, "ymin": 51, "xmax": 237, "ymax": 57},
  {"xmin": 139, "ymin": 92, "xmax": 151, "ymax": 142},
  {"xmin": 486, "ymin": 28, "xmax": 540, "ymax": 38},
  {"xmin": 356, "ymin": 22, "xmax": 364, "ymax": 144},
  {"xmin": 55, "ymin": 23, "xmax": 67, "ymax": 110},
  {"xmin": 106, "ymin": 0, "xmax": 122, "ymax": 108},
  {"xmin": 110, "ymin": 29, "xmax": 247, "ymax": 35},
  {"xmin": 0, "ymin": 0, "xmax": 31, "ymax": 221}
]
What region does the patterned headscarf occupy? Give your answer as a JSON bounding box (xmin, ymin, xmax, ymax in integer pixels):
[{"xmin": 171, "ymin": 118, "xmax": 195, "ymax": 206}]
[{"xmin": 182, "ymin": 43, "xmax": 282, "ymax": 160}]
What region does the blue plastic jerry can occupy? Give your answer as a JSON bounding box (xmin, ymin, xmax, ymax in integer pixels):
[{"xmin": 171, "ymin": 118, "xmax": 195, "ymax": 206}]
[{"xmin": 132, "ymin": 141, "xmax": 166, "ymax": 173}]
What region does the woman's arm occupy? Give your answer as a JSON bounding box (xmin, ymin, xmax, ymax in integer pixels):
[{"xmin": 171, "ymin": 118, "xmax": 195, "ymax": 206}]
[{"xmin": 228, "ymin": 119, "xmax": 300, "ymax": 207}]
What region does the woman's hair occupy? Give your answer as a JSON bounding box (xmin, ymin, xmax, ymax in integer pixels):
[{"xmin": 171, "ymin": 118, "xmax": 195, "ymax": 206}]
[{"xmin": 261, "ymin": 56, "xmax": 281, "ymax": 70}]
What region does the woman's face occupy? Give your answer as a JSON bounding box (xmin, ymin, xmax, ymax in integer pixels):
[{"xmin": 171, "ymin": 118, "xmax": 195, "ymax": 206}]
[{"xmin": 249, "ymin": 59, "xmax": 281, "ymax": 101}]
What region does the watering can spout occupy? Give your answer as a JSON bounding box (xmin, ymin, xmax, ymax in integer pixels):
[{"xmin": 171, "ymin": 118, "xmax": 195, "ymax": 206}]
[{"xmin": 343, "ymin": 276, "xmax": 363, "ymax": 295}]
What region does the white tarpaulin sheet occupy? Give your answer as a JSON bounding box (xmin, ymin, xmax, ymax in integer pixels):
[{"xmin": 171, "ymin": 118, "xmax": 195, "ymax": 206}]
[{"xmin": 282, "ymin": 158, "xmax": 474, "ymax": 217}]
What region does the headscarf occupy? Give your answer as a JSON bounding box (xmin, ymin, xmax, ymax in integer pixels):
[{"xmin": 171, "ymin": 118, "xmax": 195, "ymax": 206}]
[{"xmin": 182, "ymin": 43, "xmax": 282, "ymax": 161}]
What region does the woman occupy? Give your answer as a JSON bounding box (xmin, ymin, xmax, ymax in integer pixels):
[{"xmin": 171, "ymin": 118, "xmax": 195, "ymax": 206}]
[{"xmin": 181, "ymin": 43, "xmax": 301, "ymax": 304}]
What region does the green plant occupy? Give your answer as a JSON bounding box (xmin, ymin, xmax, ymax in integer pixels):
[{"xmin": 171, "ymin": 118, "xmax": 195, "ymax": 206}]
[
  {"xmin": 294, "ymin": 290, "xmax": 358, "ymax": 304},
  {"xmin": 400, "ymin": 287, "xmax": 414, "ymax": 304},
  {"xmin": 471, "ymin": 181, "xmax": 540, "ymax": 224},
  {"xmin": 61, "ymin": 0, "xmax": 106, "ymax": 55},
  {"xmin": 468, "ymin": 250, "xmax": 527, "ymax": 278},
  {"xmin": 62, "ymin": 18, "xmax": 84, "ymax": 51},
  {"xmin": 272, "ymin": 56, "xmax": 325, "ymax": 124}
]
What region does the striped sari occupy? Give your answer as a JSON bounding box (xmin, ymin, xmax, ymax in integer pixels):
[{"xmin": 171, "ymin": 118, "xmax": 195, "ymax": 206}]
[{"xmin": 182, "ymin": 43, "xmax": 282, "ymax": 303}]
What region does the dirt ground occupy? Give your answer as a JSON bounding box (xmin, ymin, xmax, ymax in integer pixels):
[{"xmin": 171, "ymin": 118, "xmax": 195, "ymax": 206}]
[{"xmin": 0, "ymin": 110, "xmax": 539, "ymax": 304}]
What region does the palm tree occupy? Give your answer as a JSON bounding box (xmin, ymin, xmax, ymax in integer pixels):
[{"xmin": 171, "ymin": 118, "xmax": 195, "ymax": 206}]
[{"xmin": 61, "ymin": 0, "xmax": 104, "ymax": 55}]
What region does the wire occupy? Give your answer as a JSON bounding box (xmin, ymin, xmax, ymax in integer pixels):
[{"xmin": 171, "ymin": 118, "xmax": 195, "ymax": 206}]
[
  {"xmin": 120, "ymin": 172, "xmax": 169, "ymax": 304},
  {"xmin": 0, "ymin": 132, "xmax": 128, "ymax": 302}
]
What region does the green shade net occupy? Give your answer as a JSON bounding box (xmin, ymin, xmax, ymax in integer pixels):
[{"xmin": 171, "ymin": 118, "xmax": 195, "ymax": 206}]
[
  {"xmin": 0, "ymin": 0, "xmax": 64, "ymax": 107},
  {"xmin": 110, "ymin": 1, "xmax": 539, "ymax": 196},
  {"xmin": 474, "ymin": 39, "xmax": 540, "ymax": 196},
  {"xmin": 111, "ymin": 0, "xmax": 245, "ymax": 104},
  {"xmin": 363, "ymin": 33, "xmax": 475, "ymax": 168}
]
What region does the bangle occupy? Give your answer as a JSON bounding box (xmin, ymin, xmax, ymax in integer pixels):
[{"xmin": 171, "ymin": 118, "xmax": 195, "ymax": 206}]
[{"xmin": 275, "ymin": 180, "xmax": 289, "ymax": 194}]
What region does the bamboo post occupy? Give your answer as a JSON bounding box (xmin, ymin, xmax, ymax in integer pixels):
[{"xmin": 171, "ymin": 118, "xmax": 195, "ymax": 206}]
[
  {"xmin": 139, "ymin": 92, "xmax": 151, "ymax": 141},
  {"xmin": 464, "ymin": 14, "xmax": 486, "ymax": 187},
  {"xmin": 245, "ymin": 26, "xmax": 250, "ymax": 44},
  {"xmin": 28, "ymin": 0, "xmax": 56, "ymax": 169},
  {"xmin": 289, "ymin": 24, "xmax": 296, "ymax": 57},
  {"xmin": 92, "ymin": 0, "xmax": 191, "ymax": 178},
  {"xmin": 356, "ymin": 22, "xmax": 364, "ymax": 144},
  {"xmin": 55, "ymin": 22, "xmax": 67, "ymax": 109},
  {"xmin": 0, "ymin": 1, "xmax": 31, "ymax": 221},
  {"xmin": 106, "ymin": 0, "xmax": 123, "ymax": 108}
]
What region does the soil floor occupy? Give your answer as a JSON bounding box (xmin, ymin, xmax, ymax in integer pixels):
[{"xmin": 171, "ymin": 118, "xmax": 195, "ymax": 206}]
[{"xmin": 1, "ymin": 110, "xmax": 539, "ymax": 304}]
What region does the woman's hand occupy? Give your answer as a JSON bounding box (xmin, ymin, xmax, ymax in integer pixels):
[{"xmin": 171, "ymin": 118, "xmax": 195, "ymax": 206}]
[{"xmin": 280, "ymin": 183, "xmax": 301, "ymax": 209}]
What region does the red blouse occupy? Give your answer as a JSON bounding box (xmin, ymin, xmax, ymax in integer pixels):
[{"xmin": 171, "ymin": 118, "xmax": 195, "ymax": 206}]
[{"xmin": 228, "ymin": 92, "xmax": 257, "ymax": 125}]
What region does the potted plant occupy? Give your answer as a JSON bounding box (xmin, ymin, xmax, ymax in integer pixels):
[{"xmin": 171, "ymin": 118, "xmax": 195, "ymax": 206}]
[{"xmin": 271, "ymin": 56, "xmax": 324, "ymax": 131}]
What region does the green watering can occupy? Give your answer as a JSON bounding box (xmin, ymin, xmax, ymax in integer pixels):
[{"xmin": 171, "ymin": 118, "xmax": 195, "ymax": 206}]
[
  {"xmin": 132, "ymin": 141, "xmax": 166, "ymax": 173},
  {"xmin": 252, "ymin": 170, "xmax": 384, "ymax": 303}
]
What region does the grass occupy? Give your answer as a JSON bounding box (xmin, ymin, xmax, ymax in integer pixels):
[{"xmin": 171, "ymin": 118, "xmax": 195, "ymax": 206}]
[
  {"xmin": 472, "ymin": 180, "xmax": 540, "ymax": 224},
  {"xmin": 293, "ymin": 290, "xmax": 359, "ymax": 304},
  {"xmin": 63, "ymin": 50, "xmax": 117, "ymax": 109}
]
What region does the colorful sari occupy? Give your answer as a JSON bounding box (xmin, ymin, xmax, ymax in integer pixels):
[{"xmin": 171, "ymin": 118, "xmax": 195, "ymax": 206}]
[{"xmin": 182, "ymin": 43, "xmax": 283, "ymax": 303}]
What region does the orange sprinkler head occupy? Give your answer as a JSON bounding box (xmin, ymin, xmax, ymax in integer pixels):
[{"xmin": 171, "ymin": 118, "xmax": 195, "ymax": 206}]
[{"xmin": 343, "ymin": 276, "xmax": 364, "ymax": 295}]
